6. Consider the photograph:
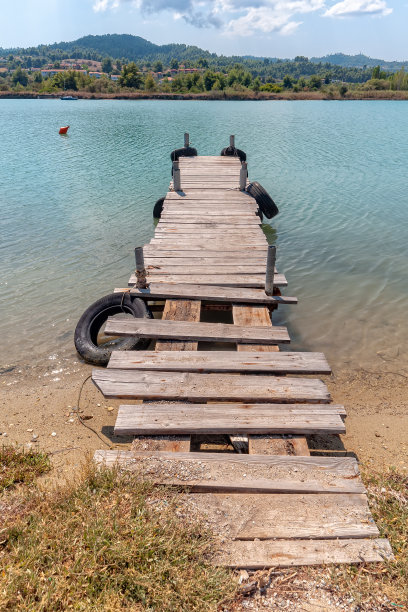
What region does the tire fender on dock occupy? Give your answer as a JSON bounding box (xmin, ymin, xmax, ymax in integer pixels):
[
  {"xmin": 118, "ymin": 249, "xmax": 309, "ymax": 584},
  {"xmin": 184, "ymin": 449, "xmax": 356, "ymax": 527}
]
[
  {"xmin": 246, "ymin": 181, "xmax": 279, "ymax": 219},
  {"xmin": 74, "ymin": 293, "xmax": 152, "ymax": 366}
]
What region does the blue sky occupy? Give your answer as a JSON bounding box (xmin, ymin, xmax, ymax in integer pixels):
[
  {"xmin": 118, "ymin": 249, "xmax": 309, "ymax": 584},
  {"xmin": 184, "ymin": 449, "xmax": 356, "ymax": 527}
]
[{"xmin": 1, "ymin": 0, "xmax": 407, "ymax": 60}]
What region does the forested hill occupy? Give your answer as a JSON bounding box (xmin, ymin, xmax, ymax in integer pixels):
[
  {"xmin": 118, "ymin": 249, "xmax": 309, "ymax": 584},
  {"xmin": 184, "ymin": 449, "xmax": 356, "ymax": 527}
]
[
  {"xmin": 311, "ymin": 53, "xmax": 407, "ymax": 71},
  {"xmin": 1, "ymin": 34, "xmax": 405, "ymax": 83},
  {"xmin": 1, "ymin": 34, "xmax": 217, "ymax": 63}
]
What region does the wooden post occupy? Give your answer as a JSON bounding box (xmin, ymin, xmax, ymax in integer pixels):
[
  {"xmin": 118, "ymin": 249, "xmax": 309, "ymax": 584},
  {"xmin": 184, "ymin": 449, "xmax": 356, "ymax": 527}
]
[
  {"xmin": 239, "ymin": 162, "xmax": 247, "ymax": 190},
  {"xmin": 265, "ymin": 245, "xmax": 276, "ymax": 296},
  {"xmin": 173, "ymin": 161, "xmax": 181, "ymax": 191},
  {"xmin": 134, "ymin": 247, "xmax": 147, "ymax": 289},
  {"xmin": 184, "ymin": 133, "xmax": 189, "ymax": 147},
  {"xmin": 230, "ymin": 135, "xmax": 235, "ymax": 148}
]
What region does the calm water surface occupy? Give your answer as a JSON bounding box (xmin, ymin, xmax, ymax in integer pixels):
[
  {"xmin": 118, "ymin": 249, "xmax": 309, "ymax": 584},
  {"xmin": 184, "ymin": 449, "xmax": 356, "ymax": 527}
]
[{"xmin": 1, "ymin": 99, "xmax": 407, "ymax": 372}]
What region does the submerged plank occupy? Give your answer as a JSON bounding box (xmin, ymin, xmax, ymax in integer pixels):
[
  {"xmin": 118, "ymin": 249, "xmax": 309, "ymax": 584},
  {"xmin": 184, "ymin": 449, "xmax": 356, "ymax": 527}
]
[{"xmin": 92, "ymin": 370, "xmax": 330, "ymax": 402}]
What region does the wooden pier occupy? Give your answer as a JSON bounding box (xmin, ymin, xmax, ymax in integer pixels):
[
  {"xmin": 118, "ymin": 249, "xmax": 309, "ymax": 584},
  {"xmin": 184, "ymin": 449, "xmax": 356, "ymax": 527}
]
[{"xmin": 92, "ymin": 138, "xmax": 392, "ymax": 569}]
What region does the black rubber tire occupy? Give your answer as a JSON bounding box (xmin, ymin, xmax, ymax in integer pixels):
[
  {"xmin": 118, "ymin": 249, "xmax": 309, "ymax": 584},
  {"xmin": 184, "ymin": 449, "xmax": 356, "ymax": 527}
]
[
  {"xmin": 246, "ymin": 181, "xmax": 279, "ymax": 219},
  {"xmin": 220, "ymin": 146, "xmax": 247, "ymax": 162},
  {"xmin": 170, "ymin": 146, "xmax": 197, "ymax": 161},
  {"xmin": 153, "ymin": 197, "xmax": 165, "ymax": 219},
  {"xmin": 74, "ymin": 293, "xmax": 152, "ymax": 366}
]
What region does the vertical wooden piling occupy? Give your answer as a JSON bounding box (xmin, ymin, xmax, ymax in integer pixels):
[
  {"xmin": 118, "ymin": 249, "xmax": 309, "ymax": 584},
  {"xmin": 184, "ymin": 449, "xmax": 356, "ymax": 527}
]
[
  {"xmin": 184, "ymin": 133, "xmax": 189, "ymax": 147},
  {"xmin": 265, "ymin": 245, "xmax": 276, "ymax": 296},
  {"xmin": 239, "ymin": 162, "xmax": 247, "ymax": 190},
  {"xmin": 173, "ymin": 161, "xmax": 181, "ymax": 191},
  {"xmin": 134, "ymin": 247, "xmax": 147, "ymax": 288},
  {"xmin": 230, "ymin": 135, "xmax": 235, "ymax": 148}
]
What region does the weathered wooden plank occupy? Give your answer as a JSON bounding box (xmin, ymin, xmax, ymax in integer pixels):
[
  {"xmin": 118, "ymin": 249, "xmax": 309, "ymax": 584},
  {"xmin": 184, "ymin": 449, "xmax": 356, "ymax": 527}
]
[
  {"xmin": 114, "ymin": 283, "xmax": 297, "ymax": 305},
  {"xmin": 149, "ymin": 240, "xmax": 267, "ymax": 248},
  {"xmin": 130, "ymin": 299, "xmax": 201, "ymax": 452},
  {"xmin": 215, "ymin": 539, "xmax": 393, "ymax": 568},
  {"xmin": 95, "ymin": 451, "xmax": 362, "ymax": 493},
  {"xmin": 129, "ymin": 273, "xmax": 286, "ymax": 289},
  {"xmin": 92, "ymin": 370, "xmax": 330, "ymax": 403},
  {"xmin": 145, "ymin": 265, "xmax": 269, "ymax": 274},
  {"xmin": 144, "ymin": 250, "xmax": 267, "ymax": 259},
  {"xmin": 155, "ymin": 299, "xmax": 201, "ymax": 351},
  {"xmin": 104, "ymin": 317, "xmax": 290, "ymax": 344},
  {"xmin": 164, "ymin": 191, "xmax": 251, "ymax": 199},
  {"xmin": 145, "ymin": 258, "xmax": 267, "ymax": 266},
  {"xmin": 113, "ymin": 404, "xmax": 345, "ymax": 435},
  {"xmin": 108, "ymin": 351, "xmax": 330, "ymax": 374}
]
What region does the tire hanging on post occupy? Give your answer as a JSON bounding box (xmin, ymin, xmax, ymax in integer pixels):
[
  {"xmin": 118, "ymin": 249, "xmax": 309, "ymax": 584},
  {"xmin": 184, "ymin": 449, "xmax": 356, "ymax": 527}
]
[
  {"xmin": 170, "ymin": 146, "xmax": 197, "ymax": 161},
  {"xmin": 220, "ymin": 146, "xmax": 247, "ymax": 162},
  {"xmin": 153, "ymin": 197, "xmax": 165, "ymax": 219},
  {"xmin": 246, "ymin": 181, "xmax": 279, "ymax": 219},
  {"xmin": 74, "ymin": 293, "xmax": 152, "ymax": 366}
]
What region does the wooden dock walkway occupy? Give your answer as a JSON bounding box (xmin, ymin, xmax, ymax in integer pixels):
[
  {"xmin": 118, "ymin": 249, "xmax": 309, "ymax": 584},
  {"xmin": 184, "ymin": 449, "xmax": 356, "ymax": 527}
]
[{"xmin": 92, "ymin": 139, "xmax": 392, "ymax": 569}]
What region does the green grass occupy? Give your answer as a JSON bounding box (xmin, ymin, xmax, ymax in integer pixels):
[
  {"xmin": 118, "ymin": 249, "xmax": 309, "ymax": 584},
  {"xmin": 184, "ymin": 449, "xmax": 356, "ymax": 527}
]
[
  {"xmin": 0, "ymin": 446, "xmax": 51, "ymax": 492},
  {"xmin": 0, "ymin": 465, "xmax": 235, "ymax": 611}
]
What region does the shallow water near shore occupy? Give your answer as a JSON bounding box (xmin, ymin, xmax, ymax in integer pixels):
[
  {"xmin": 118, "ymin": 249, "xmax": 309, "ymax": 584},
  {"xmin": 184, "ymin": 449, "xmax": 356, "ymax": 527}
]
[{"xmin": 1, "ymin": 98, "xmax": 407, "ymax": 374}]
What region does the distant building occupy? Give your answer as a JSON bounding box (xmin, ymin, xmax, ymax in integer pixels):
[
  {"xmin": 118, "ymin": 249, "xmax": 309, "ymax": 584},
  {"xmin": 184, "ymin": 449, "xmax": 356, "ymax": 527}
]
[{"xmin": 110, "ymin": 74, "xmax": 120, "ymax": 81}]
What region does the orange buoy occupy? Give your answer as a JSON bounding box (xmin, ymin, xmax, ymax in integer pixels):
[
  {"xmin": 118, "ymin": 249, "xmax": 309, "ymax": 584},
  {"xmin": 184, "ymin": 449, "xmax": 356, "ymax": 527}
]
[{"xmin": 59, "ymin": 126, "xmax": 69, "ymax": 134}]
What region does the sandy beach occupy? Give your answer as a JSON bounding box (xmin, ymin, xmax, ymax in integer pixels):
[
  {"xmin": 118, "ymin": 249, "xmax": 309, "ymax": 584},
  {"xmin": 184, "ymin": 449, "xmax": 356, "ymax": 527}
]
[{"xmin": 1, "ymin": 354, "xmax": 407, "ymax": 478}]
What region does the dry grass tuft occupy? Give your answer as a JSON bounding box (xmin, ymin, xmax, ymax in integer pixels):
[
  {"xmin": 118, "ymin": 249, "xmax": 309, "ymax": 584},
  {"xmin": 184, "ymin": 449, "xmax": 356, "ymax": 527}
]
[
  {"xmin": 0, "ymin": 446, "xmax": 51, "ymax": 492},
  {"xmin": 0, "ymin": 463, "xmax": 235, "ymax": 611},
  {"xmin": 328, "ymin": 467, "xmax": 408, "ymax": 608}
]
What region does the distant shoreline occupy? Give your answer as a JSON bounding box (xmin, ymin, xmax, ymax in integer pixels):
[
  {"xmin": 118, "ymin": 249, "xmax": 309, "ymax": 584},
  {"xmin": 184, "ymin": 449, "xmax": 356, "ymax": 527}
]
[{"xmin": 1, "ymin": 90, "xmax": 408, "ymax": 101}]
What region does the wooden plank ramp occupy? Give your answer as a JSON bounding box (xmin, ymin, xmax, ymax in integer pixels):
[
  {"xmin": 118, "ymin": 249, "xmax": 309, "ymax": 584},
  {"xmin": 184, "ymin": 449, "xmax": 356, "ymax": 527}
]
[{"xmin": 92, "ymin": 142, "xmax": 392, "ymax": 569}]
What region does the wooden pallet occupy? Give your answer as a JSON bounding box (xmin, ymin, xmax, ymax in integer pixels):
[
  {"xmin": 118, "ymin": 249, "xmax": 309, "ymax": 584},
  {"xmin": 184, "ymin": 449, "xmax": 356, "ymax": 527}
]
[{"xmin": 92, "ymin": 150, "xmax": 392, "ymax": 569}]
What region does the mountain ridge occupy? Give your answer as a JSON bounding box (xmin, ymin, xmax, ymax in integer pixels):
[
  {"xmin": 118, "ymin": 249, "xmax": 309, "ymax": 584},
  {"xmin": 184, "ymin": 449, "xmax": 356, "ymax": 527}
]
[{"xmin": 1, "ymin": 34, "xmax": 407, "ymax": 71}]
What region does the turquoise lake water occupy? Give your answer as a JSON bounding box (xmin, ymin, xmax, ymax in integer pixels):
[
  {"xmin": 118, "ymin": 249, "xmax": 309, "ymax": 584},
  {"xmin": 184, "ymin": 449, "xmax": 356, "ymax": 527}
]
[{"xmin": 1, "ymin": 99, "xmax": 407, "ymax": 372}]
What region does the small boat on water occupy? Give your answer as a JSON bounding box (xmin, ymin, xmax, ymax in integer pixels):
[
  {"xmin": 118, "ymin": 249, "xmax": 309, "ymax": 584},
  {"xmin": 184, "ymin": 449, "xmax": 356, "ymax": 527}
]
[
  {"xmin": 60, "ymin": 95, "xmax": 78, "ymax": 100},
  {"xmin": 59, "ymin": 126, "xmax": 70, "ymax": 134}
]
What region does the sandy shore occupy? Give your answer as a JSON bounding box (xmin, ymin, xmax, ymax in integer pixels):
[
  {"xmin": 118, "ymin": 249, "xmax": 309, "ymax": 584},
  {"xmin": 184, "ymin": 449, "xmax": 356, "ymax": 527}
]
[{"xmin": 1, "ymin": 353, "xmax": 407, "ymax": 477}]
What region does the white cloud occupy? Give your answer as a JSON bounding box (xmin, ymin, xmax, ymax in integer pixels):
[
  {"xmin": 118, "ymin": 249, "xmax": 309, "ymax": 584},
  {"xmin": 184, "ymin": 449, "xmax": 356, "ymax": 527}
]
[
  {"xmin": 92, "ymin": 0, "xmax": 392, "ymax": 36},
  {"xmin": 324, "ymin": 0, "xmax": 392, "ymax": 17},
  {"xmin": 226, "ymin": 0, "xmax": 324, "ymax": 35}
]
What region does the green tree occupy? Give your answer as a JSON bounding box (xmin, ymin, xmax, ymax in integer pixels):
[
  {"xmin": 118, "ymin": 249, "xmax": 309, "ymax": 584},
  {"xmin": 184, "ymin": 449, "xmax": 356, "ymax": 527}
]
[
  {"xmin": 283, "ymin": 74, "xmax": 293, "ymax": 88},
  {"xmin": 339, "ymin": 84, "xmax": 348, "ymax": 96},
  {"xmin": 34, "ymin": 71, "xmax": 43, "ymax": 83},
  {"xmin": 12, "ymin": 67, "xmax": 28, "ymax": 87},
  {"xmin": 197, "ymin": 58, "xmax": 208, "ymax": 68},
  {"xmin": 119, "ymin": 62, "xmax": 143, "ymax": 88},
  {"xmin": 242, "ymin": 71, "xmax": 252, "ymax": 87},
  {"xmin": 308, "ymin": 75, "xmax": 322, "ymax": 89},
  {"xmin": 372, "ymin": 65, "xmax": 381, "ymax": 79},
  {"xmin": 252, "ymin": 76, "xmax": 261, "ymax": 92},
  {"xmin": 52, "ymin": 70, "xmax": 78, "ymax": 91},
  {"xmin": 203, "ymin": 70, "xmax": 217, "ymax": 91},
  {"xmin": 101, "ymin": 57, "xmax": 113, "ymax": 73},
  {"xmin": 144, "ymin": 73, "xmax": 155, "ymax": 91},
  {"xmin": 170, "ymin": 59, "xmax": 179, "ymax": 70},
  {"xmin": 153, "ymin": 60, "xmax": 163, "ymax": 72}
]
